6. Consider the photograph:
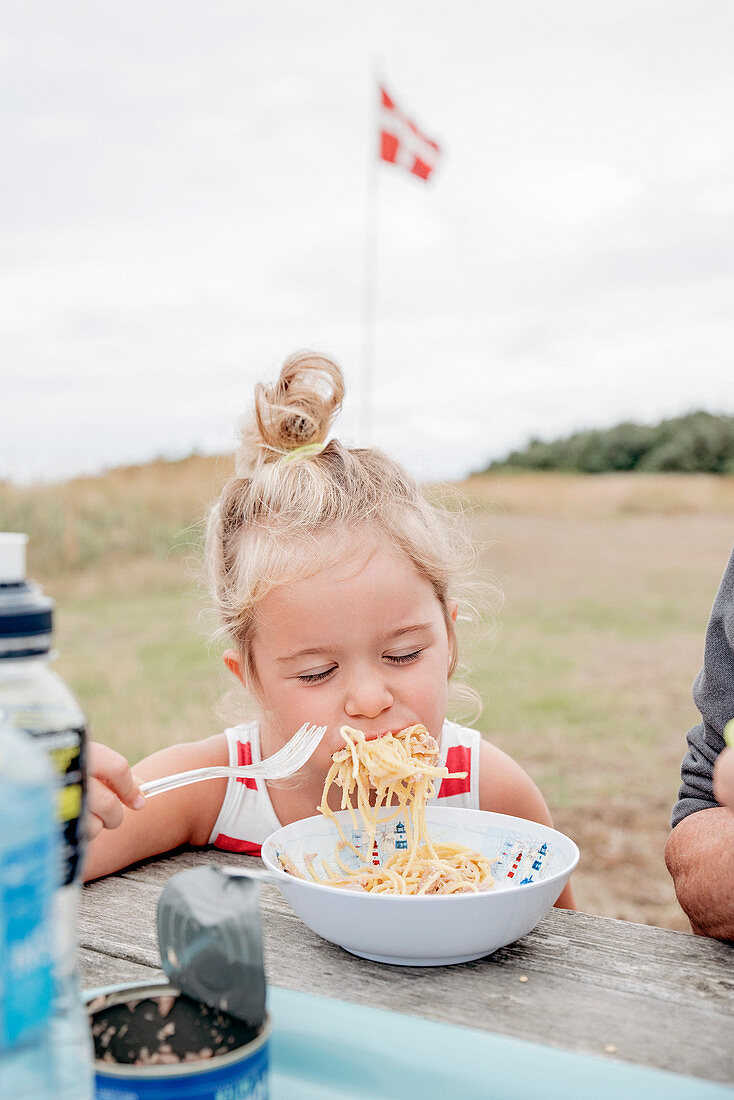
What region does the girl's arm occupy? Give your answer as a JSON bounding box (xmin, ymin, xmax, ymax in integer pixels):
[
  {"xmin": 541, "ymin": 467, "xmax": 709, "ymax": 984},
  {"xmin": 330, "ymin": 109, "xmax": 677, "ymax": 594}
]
[
  {"xmin": 82, "ymin": 734, "xmax": 229, "ymax": 882},
  {"xmin": 477, "ymin": 740, "xmax": 577, "ymax": 910}
]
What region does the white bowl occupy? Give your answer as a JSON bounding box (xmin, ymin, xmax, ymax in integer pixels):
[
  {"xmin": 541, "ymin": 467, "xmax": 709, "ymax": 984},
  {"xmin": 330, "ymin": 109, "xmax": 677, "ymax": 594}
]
[{"xmin": 261, "ymin": 807, "xmax": 579, "ymax": 966}]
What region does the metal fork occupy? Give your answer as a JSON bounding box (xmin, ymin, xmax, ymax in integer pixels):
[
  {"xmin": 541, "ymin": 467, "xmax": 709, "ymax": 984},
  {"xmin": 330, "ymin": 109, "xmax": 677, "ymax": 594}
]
[{"xmin": 138, "ymin": 722, "xmax": 327, "ymax": 798}]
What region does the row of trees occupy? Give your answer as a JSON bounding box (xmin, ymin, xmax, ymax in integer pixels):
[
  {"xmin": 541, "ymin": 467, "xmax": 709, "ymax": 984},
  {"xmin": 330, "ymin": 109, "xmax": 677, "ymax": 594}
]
[{"xmin": 484, "ymin": 411, "xmax": 734, "ymax": 475}]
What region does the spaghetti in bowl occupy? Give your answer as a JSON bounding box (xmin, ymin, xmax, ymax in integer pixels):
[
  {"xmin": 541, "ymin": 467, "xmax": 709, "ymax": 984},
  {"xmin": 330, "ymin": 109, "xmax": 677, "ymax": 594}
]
[{"xmin": 260, "ymin": 806, "xmax": 579, "ymax": 965}]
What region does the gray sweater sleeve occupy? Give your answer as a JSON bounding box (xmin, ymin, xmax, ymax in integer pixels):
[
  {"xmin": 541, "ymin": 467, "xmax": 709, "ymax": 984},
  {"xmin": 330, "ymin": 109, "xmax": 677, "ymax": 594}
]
[{"xmin": 671, "ymin": 546, "xmax": 734, "ymax": 828}]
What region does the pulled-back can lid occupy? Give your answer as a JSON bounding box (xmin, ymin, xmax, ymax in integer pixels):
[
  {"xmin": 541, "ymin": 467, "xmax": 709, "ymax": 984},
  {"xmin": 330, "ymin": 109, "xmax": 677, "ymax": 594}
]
[{"xmin": 0, "ymin": 533, "xmax": 53, "ymax": 657}]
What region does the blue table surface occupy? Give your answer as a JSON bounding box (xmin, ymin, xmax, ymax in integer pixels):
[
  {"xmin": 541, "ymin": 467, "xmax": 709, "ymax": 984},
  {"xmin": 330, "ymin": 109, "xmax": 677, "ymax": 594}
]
[{"xmin": 268, "ymin": 986, "xmax": 733, "ymax": 1099}]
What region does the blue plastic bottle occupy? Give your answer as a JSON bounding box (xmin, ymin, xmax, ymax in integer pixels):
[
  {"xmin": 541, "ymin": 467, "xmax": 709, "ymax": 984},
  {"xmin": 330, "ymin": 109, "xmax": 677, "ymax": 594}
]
[
  {"xmin": 0, "ymin": 533, "xmax": 94, "ymax": 1098},
  {"xmin": 0, "ymin": 726, "xmax": 57, "ymax": 1097}
]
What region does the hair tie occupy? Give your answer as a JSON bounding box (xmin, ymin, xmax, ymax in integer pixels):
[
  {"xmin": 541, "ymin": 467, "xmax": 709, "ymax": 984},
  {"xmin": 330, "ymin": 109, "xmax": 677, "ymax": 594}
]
[{"xmin": 279, "ymin": 440, "xmax": 327, "ymax": 465}]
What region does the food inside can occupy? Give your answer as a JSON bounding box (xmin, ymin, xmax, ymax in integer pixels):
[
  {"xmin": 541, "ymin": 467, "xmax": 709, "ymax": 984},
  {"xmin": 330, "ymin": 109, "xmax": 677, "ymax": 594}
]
[
  {"xmin": 85, "ymin": 984, "xmax": 270, "ymax": 1098},
  {"xmin": 88, "ymin": 989, "xmax": 259, "ymax": 1066}
]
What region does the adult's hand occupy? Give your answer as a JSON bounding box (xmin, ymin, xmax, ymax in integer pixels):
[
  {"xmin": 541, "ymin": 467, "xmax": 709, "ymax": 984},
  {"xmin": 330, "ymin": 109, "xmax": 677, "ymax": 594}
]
[{"xmin": 713, "ymin": 746, "xmax": 734, "ymax": 811}]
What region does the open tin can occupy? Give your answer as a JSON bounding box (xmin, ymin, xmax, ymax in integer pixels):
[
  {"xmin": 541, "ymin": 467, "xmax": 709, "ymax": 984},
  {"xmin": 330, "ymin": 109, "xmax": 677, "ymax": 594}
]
[{"xmin": 85, "ymin": 980, "xmax": 270, "ymax": 1099}]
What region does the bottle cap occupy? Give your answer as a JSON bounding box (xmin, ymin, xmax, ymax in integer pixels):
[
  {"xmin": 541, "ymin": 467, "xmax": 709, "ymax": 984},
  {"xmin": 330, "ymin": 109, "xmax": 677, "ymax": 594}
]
[
  {"xmin": 0, "ymin": 533, "xmax": 28, "ymax": 584},
  {"xmin": 0, "ymin": 532, "xmax": 54, "ymax": 658}
]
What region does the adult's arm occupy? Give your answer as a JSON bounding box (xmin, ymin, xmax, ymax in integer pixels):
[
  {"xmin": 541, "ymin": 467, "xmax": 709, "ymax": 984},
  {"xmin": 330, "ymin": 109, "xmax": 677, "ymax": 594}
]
[
  {"xmin": 665, "ymin": 546, "xmax": 734, "ymax": 939},
  {"xmin": 665, "ymin": 806, "xmax": 734, "ymax": 939}
]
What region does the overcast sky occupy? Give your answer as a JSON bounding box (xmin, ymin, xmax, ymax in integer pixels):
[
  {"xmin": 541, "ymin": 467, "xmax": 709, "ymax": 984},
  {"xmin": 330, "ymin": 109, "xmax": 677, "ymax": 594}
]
[{"xmin": 2, "ymin": 1, "xmax": 733, "ymax": 484}]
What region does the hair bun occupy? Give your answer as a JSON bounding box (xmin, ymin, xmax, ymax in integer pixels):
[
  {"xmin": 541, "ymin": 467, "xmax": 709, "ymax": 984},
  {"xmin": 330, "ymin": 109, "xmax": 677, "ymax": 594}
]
[{"xmin": 236, "ymin": 351, "xmax": 345, "ymax": 473}]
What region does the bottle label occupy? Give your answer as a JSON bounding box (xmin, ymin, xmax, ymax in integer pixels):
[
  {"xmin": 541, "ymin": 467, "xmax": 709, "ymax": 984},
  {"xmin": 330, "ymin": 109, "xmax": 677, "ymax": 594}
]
[
  {"xmin": 33, "ymin": 726, "xmax": 88, "ymax": 887},
  {"xmin": 0, "ymin": 834, "xmax": 56, "ymax": 1049},
  {"xmin": 1, "ymin": 705, "xmax": 88, "ymax": 888}
]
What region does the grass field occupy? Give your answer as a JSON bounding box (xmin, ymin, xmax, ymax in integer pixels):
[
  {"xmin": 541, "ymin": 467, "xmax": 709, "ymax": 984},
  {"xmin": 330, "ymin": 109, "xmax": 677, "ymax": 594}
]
[{"xmin": 4, "ymin": 461, "xmax": 733, "ymax": 931}]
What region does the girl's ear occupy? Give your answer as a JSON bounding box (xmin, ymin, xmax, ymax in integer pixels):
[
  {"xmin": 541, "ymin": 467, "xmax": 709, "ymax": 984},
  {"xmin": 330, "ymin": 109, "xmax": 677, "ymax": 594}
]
[
  {"xmin": 449, "ymin": 600, "xmax": 458, "ymax": 623},
  {"xmin": 223, "ymin": 648, "xmax": 246, "ymax": 686}
]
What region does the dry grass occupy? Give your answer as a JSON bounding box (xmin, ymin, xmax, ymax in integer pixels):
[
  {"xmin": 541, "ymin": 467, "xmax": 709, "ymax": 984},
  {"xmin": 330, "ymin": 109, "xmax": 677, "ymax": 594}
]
[
  {"xmin": 0, "ymin": 453, "xmax": 230, "ymax": 575},
  {"xmin": 462, "ymin": 469, "xmax": 734, "ymax": 518},
  {"xmin": 5, "ymin": 463, "xmax": 732, "ymax": 931}
]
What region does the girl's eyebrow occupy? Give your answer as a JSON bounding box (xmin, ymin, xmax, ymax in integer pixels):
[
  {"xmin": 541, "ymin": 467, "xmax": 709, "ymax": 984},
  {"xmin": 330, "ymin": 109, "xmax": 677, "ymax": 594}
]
[
  {"xmin": 380, "ymin": 622, "xmax": 435, "ymax": 643},
  {"xmin": 277, "ymin": 645, "xmax": 335, "ymax": 665},
  {"xmin": 277, "ymin": 623, "xmax": 435, "ymax": 665}
]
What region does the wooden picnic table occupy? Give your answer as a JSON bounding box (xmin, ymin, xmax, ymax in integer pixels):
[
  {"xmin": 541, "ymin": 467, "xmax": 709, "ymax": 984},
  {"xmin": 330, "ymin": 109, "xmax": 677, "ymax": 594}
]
[{"xmin": 79, "ymin": 847, "xmax": 733, "ymax": 1090}]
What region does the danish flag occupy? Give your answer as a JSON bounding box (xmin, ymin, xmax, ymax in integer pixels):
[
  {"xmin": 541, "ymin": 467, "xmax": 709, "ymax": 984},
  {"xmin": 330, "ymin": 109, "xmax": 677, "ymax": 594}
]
[{"xmin": 378, "ymin": 86, "xmax": 441, "ymax": 182}]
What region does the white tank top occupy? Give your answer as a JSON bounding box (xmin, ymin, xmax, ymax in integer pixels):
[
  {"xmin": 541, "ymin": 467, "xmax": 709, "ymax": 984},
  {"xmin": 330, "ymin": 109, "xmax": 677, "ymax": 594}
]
[{"xmin": 209, "ymin": 719, "xmax": 482, "ymax": 856}]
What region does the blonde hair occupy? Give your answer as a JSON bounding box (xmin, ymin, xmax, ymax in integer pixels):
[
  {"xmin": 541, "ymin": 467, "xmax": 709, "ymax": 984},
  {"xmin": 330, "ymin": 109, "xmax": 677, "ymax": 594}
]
[{"xmin": 206, "ymin": 350, "xmax": 482, "ymax": 719}]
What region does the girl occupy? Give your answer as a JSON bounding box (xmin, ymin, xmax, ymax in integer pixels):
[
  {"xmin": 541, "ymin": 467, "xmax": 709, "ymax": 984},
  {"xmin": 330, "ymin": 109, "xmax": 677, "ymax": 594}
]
[{"xmin": 84, "ymin": 351, "xmax": 575, "ymax": 909}]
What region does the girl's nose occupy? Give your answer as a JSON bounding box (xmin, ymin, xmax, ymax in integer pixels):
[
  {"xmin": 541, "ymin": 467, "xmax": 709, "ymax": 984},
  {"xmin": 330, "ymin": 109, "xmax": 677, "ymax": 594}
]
[{"xmin": 344, "ymin": 671, "xmax": 394, "ymax": 721}]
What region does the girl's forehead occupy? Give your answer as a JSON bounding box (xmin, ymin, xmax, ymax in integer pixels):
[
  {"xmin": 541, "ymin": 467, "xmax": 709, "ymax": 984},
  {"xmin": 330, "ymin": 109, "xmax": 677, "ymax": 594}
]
[
  {"xmin": 254, "ymin": 544, "xmax": 437, "ymax": 625},
  {"xmin": 289, "ymin": 545, "xmax": 416, "ymax": 597},
  {"xmin": 279, "ymin": 535, "xmax": 409, "ymax": 587}
]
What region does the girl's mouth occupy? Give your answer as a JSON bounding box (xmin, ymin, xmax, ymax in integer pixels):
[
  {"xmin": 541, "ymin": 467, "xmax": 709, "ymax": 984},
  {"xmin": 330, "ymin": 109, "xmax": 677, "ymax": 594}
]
[{"xmin": 360, "ymin": 727, "xmax": 406, "ymax": 741}]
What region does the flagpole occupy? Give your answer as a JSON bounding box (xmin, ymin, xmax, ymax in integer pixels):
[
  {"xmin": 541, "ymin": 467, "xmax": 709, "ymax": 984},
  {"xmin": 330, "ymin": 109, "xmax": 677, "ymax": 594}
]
[{"xmin": 361, "ymin": 78, "xmax": 380, "ymax": 443}]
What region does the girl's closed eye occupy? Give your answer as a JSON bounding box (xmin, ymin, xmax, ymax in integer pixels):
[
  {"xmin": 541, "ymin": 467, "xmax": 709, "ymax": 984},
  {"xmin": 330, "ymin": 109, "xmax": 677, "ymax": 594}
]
[
  {"xmin": 385, "ymin": 649, "xmax": 423, "ymax": 665},
  {"xmin": 297, "ymin": 665, "xmax": 337, "ymax": 684}
]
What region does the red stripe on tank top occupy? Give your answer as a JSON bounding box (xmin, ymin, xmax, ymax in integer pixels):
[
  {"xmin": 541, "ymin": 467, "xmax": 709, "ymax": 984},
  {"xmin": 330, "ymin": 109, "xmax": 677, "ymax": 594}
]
[
  {"xmin": 214, "ymin": 834, "xmax": 262, "ymax": 856},
  {"xmin": 437, "ymin": 744, "xmax": 471, "ymax": 797},
  {"xmin": 236, "ymin": 740, "xmax": 258, "ymax": 790}
]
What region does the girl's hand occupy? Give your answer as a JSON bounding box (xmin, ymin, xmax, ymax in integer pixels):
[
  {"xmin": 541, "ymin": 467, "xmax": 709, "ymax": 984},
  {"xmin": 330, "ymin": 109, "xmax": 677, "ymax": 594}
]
[
  {"xmin": 86, "ymin": 741, "xmax": 145, "ymax": 839},
  {"xmin": 714, "ymin": 747, "xmax": 734, "ymax": 812}
]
